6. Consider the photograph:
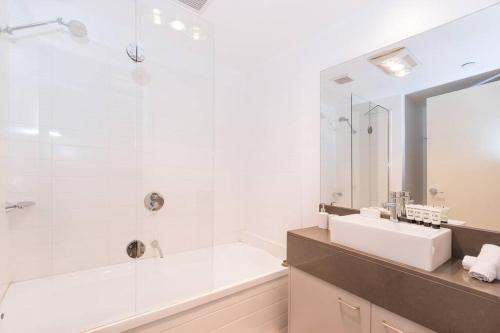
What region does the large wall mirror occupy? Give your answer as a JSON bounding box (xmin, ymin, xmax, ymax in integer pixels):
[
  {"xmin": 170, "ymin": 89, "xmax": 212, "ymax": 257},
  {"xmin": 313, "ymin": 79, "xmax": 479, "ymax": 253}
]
[{"xmin": 320, "ymin": 4, "xmax": 500, "ymax": 232}]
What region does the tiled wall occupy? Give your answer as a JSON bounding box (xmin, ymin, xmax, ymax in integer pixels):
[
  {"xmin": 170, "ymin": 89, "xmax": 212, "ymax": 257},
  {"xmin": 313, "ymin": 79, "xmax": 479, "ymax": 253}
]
[
  {"xmin": 4, "ymin": 0, "xmax": 214, "ymax": 282},
  {"xmin": 138, "ymin": 0, "xmax": 215, "ymax": 257},
  {"xmin": 0, "ymin": 0, "xmax": 11, "ymax": 299}
]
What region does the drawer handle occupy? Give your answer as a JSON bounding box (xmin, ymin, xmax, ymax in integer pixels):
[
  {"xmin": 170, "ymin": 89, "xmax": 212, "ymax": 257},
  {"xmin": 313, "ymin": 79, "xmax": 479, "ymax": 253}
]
[
  {"xmin": 337, "ymin": 298, "xmax": 360, "ymax": 311},
  {"xmin": 381, "ymin": 321, "xmax": 406, "ymax": 333}
]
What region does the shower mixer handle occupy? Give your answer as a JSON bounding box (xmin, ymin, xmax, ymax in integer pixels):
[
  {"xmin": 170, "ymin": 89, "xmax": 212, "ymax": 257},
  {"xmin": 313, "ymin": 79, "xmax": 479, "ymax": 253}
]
[{"xmin": 144, "ymin": 192, "xmax": 165, "ymax": 211}]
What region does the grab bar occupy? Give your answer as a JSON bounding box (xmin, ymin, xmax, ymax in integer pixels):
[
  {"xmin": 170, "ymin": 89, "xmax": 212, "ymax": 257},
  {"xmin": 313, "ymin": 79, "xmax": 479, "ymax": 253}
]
[{"xmin": 5, "ymin": 201, "xmax": 36, "ymax": 212}]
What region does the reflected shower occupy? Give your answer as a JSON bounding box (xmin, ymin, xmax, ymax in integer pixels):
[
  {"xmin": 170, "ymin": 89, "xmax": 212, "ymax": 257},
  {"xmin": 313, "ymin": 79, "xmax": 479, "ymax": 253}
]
[
  {"xmin": 339, "ymin": 116, "xmax": 357, "ymax": 134},
  {"xmin": 0, "ymin": 17, "xmax": 87, "ymax": 38},
  {"xmin": 364, "ymin": 103, "xmax": 390, "ymax": 116}
]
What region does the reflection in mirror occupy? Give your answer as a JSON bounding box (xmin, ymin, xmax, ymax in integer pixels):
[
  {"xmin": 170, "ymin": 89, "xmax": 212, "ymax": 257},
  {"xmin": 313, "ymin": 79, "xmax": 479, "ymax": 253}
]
[
  {"xmin": 320, "ymin": 4, "xmax": 500, "ymax": 232},
  {"xmin": 351, "ymin": 95, "xmax": 389, "ymax": 209}
]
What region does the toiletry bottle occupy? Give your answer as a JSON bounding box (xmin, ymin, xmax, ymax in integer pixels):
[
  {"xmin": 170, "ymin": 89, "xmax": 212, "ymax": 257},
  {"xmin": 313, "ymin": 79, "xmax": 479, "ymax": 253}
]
[
  {"xmin": 318, "ymin": 203, "xmax": 329, "ymax": 229},
  {"xmin": 406, "ymin": 204, "xmax": 415, "ymax": 222},
  {"xmin": 422, "ymin": 206, "xmax": 432, "ymax": 227},
  {"xmin": 430, "ymin": 207, "xmax": 441, "ymax": 229},
  {"xmin": 414, "ymin": 205, "xmax": 423, "ymax": 225},
  {"xmin": 440, "ymin": 206, "xmax": 450, "ymax": 223}
]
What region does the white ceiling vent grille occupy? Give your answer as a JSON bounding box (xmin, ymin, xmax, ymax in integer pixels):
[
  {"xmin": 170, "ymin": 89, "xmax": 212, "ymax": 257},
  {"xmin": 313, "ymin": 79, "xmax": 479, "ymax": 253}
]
[{"xmin": 176, "ymin": 0, "xmax": 210, "ymax": 11}]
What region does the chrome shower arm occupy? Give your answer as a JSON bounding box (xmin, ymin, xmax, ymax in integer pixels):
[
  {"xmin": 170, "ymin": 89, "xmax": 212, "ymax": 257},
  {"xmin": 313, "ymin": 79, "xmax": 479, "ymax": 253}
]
[
  {"xmin": 0, "ymin": 17, "xmax": 63, "ymax": 35},
  {"xmin": 1, "ymin": 17, "xmax": 87, "ymax": 38}
]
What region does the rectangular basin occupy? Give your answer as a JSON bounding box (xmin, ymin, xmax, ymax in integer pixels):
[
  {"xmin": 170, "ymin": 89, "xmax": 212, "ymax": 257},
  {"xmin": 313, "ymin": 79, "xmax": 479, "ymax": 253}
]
[{"xmin": 330, "ymin": 214, "xmax": 452, "ymax": 272}]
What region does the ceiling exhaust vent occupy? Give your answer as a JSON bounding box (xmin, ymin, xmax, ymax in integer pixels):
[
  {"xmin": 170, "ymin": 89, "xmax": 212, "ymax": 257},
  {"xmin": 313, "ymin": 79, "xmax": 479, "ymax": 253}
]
[
  {"xmin": 176, "ymin": 0, "xmax": 210, "ymax": 12},
  {"xmin": 331, "ymin": 75, "xmax": 354, "ymax": 85}
]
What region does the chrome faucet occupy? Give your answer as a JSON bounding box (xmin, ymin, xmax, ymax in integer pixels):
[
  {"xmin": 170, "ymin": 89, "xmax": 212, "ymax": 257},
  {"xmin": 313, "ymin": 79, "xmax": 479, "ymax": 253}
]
[
  {"xmin": 151, "ymin": 240, "xmax": 164, "ymax": 258},
  {"xmin": 383, "ymin": 201, "xmax": 398, "ymax": 221},
  {"xmin": 399, "ymin": 191, "xmax": 411, "ymax": 217},
  {"xmin": 384, "ymin": 191, "xmax": 412, "ymax": 222}
]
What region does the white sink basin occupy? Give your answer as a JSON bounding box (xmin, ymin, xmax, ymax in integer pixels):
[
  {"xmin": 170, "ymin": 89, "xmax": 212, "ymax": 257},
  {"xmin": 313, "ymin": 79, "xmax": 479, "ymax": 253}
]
[{"xmin": 330, "ymin": 214, "xmax": 452, "ymax": 272}]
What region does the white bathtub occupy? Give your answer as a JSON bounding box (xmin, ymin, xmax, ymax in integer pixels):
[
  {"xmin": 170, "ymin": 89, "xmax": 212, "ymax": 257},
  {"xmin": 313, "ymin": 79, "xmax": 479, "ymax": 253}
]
[{"xmin": 0, "ymin": 243, "xmax": 288, "ymax": 333}]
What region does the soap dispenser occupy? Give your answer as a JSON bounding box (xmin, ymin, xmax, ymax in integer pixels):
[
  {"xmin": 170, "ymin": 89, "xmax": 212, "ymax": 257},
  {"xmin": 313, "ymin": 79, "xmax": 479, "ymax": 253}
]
[{"xmin": 318, "ymin": 203, "xmax": 329, "ymax": 230}]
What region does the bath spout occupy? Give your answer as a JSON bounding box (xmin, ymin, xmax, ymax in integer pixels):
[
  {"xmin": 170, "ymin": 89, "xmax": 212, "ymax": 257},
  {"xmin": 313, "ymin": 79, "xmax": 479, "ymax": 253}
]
[{"xmin": 151, "ymin": 240, "xmax": 164, "ymax": 258}]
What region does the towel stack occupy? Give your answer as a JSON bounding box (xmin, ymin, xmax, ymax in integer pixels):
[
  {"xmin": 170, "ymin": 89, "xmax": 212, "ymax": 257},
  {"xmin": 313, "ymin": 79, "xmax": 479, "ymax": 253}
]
[{"xmin": 462, "ymin": 244, "xmax": 500, "ymax": 282}]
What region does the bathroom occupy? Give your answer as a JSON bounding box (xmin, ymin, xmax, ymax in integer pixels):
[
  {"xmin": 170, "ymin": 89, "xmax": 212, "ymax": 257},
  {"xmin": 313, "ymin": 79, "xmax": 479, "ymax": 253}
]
[{"xmin": 0, "ymin": 0, "xmax": 499, "ymax": 332}]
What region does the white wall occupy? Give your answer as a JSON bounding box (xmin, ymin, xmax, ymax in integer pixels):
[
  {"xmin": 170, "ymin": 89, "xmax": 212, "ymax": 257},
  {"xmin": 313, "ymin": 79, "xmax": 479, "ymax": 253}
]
[
  {"xmin": 239, "ymin": 0, "xmax": 498, "ymax": 249},
  {"xmin": 138, "ymin": 1, "xmax": 215, "ymax": 259},
  {"xmin": 0, "ymin": 0, "xmax": 11, "ymax": 299},
  {"xmin": 213, "ymin": 63, "xmax": 248, "ymax": 245}
]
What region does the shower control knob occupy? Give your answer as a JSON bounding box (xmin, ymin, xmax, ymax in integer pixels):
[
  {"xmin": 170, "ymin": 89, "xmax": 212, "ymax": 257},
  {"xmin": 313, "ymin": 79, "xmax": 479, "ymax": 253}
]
[{"xmin": 144, "ymin": 192, "xmax": 165, "ymax": 211}]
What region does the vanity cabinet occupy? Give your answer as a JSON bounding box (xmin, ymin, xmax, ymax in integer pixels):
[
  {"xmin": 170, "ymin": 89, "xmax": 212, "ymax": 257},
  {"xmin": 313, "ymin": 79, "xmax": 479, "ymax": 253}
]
[
  {"xmin": 289, "ymin": 267, "xmax": 436, "ymax": 333},
  {"xmin": 289, "ymin": 267, "xmax": 371, "ymax": 333},
  {"xmin": 371, "ymin": 304, "xmax": 436, "ymax": 333}
]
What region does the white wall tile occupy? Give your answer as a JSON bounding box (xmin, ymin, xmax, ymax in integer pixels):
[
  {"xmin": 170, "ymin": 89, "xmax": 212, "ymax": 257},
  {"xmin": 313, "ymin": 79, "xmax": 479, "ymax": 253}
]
[
  {"xmin": 3, "ymin": 0, "xmax": 214, "ymax": 282},
  {"xmin": 0, "ymin": 23, "xmax": 9, "ymax": 290}
]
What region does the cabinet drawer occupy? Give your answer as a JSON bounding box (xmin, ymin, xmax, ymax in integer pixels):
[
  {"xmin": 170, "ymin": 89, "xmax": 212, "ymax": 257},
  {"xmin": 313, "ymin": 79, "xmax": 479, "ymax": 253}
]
[
  {"xmin": 290, "ymin": 267, "xmax": 370, "ymax": 333},
  {"xmin": 371, "ymin": 304, "xmax": 436, "ymax": 333}
]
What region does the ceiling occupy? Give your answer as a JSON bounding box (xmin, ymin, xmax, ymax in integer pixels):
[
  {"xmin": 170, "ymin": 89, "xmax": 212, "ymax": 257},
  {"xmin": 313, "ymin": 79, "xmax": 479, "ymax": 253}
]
[
  {"xmin": 203, "ymin": 0, "xmax": 499, "ymax": 71},
  {"xmin": 203, "ymin": 0, "xmax": 366, "ymax": 69},
  {"xmin": 321, "ymin": 4, "xmax": 500, "ymax": 102}
]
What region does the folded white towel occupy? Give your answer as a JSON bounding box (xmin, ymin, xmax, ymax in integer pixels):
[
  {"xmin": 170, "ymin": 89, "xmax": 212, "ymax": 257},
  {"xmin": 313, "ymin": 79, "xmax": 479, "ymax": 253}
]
[
  {"xmin": 468, "ymin": 244, "xmax": 500, "ymax": 282},
  {"xmin": 462, "ymin": 255, "xmax": 476, "ymax": 270},
  {"xmin": 462, "ymin": 255, "xmax": 500, "ymax": 279}
]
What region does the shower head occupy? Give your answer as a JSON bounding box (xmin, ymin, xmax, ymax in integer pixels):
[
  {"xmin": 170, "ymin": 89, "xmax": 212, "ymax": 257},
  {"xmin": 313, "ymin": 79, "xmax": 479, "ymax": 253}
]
[
  {"xmin": 0, "ymin": 17, "xmax": 87, "ymax": 38},
  {"xmin": 60, "ymin": 19, "xmax": 88, "ymax": 38},
  {"xmin": 338, "ymin": 116, "xmax": 357, "ymax": 134}
]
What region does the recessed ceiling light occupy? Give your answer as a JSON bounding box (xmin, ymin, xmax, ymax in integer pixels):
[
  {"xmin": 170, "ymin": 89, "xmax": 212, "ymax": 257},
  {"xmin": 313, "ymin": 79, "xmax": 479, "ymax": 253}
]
[
  {"xmin": 369, "ymin": 47, "xmax": 419, "ymax": 78},
  {"xmin": 170, "ymin": 20, "xmax": 186, "ymax": 31}
]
